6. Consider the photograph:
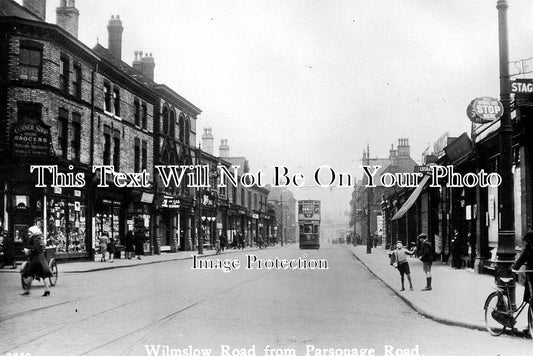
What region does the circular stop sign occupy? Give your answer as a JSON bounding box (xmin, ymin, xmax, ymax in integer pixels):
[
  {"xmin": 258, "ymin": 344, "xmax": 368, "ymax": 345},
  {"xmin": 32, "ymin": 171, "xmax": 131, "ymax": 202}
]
[{"xmin": 468, "ymin": 97, "xmax": 503, "ymax": 123}]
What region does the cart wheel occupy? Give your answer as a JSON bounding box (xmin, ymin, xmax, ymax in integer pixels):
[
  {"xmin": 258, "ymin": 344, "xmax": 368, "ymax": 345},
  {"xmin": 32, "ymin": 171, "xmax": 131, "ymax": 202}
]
[
  {"xmin": 48, "ymin": 259, "xmax": 58, "ymax": 286},
  {"xmin": 20, "ymin": 261, "xmax": 30, "ymax": 290}
]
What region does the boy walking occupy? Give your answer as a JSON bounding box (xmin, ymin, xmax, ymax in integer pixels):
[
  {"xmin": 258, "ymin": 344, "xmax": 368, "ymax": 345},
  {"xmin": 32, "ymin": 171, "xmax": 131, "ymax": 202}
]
[
  {"xmin": 418, "ymin": 233, "xmax": 433, "ymax": 291},
  {"xmin": 390, "ymin": 241, "xmax": 415, "ymax": 291}
]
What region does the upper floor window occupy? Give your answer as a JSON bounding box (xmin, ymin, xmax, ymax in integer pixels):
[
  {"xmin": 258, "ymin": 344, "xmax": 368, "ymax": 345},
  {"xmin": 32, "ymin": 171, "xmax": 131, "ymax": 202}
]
[
  {"xmin": 170, "ymin": 110, "xmax": 176, "ymax": 139},
  {"xmin": 72, "ymin": 63, "xmax": 82, "ymax": 99},
  {"xmin": 241, "ymin": 188, "xmax": 245, "ymax": 206},
  {"xmin": 178, "ymin": 115, "xmax": 185, "ymax": 142},
  {"xmin": 104, "ymin": 83, "xmax": 112, "ymax": 112},
  {"xmin": 103, "ymin": 128, "xmax": 111, "ymax": 165},
  {"xmin": 59, "ymin": 56, "xmax": 69, "ymax": 93},
  {"xmin": 162, "ymin": 106, "xmax": 169, "ymax": 134},
  {"xmin": 113, "ymin": 88, "xmax": 121, "ymax": 116},
  {"xmin": 142, "ymin": 140, "xmax": 148, "ymax": 171},
  {"xmin": 247, "ymin": 191, "xmax": 252, "ymax": 209},
  {"xmin": 19, "ymin": 47, "xmax": 41, "ymax": 81},
  {"xmin": 71, "ymin": 113, "xmax": 81, "ymax": 162},
  {"xmin": 134, "ymin": 99, "xmax": 140, "ymax": 126},
  {"xmin": 185, "ymin": 118, "xmax": 190, "ymax": 145},
  {"xmin": 232, "ymin": 186, "xmax": 237, "ymax": 204},
  {"xmin": 134, "ymin": 138, "xmax": 140, "ymax": 172},
  {"xmin": 142, "ymin": 103, "xmax": 148, "ymax": 129},
  {"xmin": 58, "ymin": 108, "xmax": 69, "ymax": 159},
  {"xmin": 113, "ymin": 130, "xmax": 120, "ymax": 170}
]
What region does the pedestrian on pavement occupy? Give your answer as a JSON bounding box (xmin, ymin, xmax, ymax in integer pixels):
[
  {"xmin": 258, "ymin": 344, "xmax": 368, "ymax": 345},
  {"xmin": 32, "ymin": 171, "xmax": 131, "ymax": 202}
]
[
  {"xmin": 220, "ymin": 234, "xmax": 227, "ymax": 252},
  {"xmin": 1, "ymin": 228, "xmax": 16, "ymax": 269},
  {"xmin": 98, "ymin": 232, "xmax": 109, "ymax": 262},
  {"xmin": 418, "ymin": 233, "xmax": 433, "ymax": 291},
  {"xmin": 125, "ymin": 228, "xmax": 134, "ymax": 259},
  {"xmin": 390, "ymin": 241, "xmax": 414, "ymax": 291},
  {"xmin": 215, "ymin": 236, "xmax": 221, "ymax": 255},
  {"xmin": 107, "ymin": 235, "xmax": 116, "ymax": 263},
  {"xmin": 21, "ymin": 226, "xmax": 51, "ymax": 297},
  {"xmin": 511, "ymin": 230, "xmax": 533, "ymax": 303},
  {"xmin": 134, "ymin": 228, "xmax": 144, "ymax": 260},
  {"xmin": 238, "ymin": 233, "xmax": 245, "ymax": 250},
  {"xmin": 451, "ymin": 229, "xmax": 462, "ymax": 269}
]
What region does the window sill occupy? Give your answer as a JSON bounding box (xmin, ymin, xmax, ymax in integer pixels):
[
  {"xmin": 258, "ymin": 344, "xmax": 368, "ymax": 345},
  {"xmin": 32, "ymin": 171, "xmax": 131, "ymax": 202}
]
[{"xmin": 104, "ymin": 110, "xmax": 122, "ymax": 121}]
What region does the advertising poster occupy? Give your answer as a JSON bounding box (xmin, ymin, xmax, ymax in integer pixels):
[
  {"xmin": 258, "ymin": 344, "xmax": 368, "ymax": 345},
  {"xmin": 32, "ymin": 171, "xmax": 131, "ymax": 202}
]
[{"xmin": 1, "ymin": 1, "xmax": 533, "ymax": 356}]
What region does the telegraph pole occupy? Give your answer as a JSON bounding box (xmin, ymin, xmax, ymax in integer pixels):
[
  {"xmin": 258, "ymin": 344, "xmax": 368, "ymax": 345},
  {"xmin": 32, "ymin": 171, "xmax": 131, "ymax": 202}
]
[
  {"xmin": 196, "ymin": 146, "xmax": 203, "ymax": 254},
  {"xmin": 495, "ymin": 0, "xmax": 515, "ymax": 304},
  {"xmin": 280, "ymin": 193, "xmax": 284, "ymax": 247},
  {"xmin": 366, "ymin": 144, "xmax": 372, "ymax": 254}
]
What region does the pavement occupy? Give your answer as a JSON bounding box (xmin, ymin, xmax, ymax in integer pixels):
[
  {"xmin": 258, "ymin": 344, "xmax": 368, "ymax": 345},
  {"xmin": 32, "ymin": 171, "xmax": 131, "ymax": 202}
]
[
  {"xmin": 348, "ymin": 244, "xmax": 529, "ymax": 334},
  {"xmin": 0, "ymin": 245, "xmax": 268, "ymax": 274}
]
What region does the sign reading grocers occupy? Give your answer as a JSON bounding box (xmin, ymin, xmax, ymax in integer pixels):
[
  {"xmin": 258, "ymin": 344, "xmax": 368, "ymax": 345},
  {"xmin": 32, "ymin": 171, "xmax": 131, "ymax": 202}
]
[{"xmin": 466, "ymin": 96, "xmax": 503, "ymax": 124}]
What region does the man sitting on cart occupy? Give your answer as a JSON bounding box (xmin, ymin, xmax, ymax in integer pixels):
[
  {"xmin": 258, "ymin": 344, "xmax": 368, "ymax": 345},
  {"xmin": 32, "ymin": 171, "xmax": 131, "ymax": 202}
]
[{"xmin": 21, "ymin": 225, "xmax": 52, "ymax": 297}]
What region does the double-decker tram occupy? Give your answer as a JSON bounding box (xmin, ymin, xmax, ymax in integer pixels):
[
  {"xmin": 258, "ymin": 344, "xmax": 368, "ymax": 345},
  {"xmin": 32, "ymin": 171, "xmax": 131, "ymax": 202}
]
[{"xmin": 298, "ymin": 200, "xmax": 320, "ymax": 249}]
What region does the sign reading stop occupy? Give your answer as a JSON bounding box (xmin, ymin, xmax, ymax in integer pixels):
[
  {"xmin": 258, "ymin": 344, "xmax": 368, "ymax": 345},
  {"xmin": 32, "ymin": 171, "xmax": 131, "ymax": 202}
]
[{"xmin": 466, "ymin": 96, "xmax": 503, "ymax": 123}]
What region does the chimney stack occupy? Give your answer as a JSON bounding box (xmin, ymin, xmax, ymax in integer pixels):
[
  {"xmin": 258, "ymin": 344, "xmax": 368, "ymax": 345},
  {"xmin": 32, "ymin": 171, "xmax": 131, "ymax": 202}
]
[
  {"xmin": 141, "ymin": 53, "xmax": 155, "ymax": 81},
  {"xmin": 56, "ymin": 0, "xmax": 79, "ymax": 38},
  {"xmin": 23, "ymin": 0, "xmax": 46, "ymax": 21},
  {"xmin": 107, "ymin": 15, "xmax": 124, "ymax": 60},
  {"xmin": 397, "ymin": 138, "xmax": 410, "ymax": 157},
  {"xmin": 219, "ymin": 139, "xmax": 229, "ymax": 158},
  {"xmin": 132, "ymin": 51, "xmax": 143, "ymax": 72},
  {"xmin": 201, "ymin": 128, "xmax": 214, "ymax": 155}
]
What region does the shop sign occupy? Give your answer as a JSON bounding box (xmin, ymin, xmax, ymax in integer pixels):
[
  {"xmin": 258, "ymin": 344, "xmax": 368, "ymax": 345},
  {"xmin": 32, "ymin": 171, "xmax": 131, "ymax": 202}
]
[
  {"xmin": 161, "ymin": 198, "xmax": 180, "ymax": 209},
  {"xmin": 466, "ymin": 97, "xmax": 503, "ymax": 123},
  {"xmin": 511, "ymin": 79, "xmax": 533, "ymax": 94},
  {"xmin": 11, "ymin": 120, "xmax": 53, "ymax": 157},
  {"xmin": 140, "ymin": 192, "xmax": 154, "ymax": 204}
]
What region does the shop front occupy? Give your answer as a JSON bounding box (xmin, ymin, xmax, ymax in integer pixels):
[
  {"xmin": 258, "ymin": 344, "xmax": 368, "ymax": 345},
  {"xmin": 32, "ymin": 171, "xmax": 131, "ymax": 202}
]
[{"xmin": 1, "ymin": 164, "xmax": 92, "ymax": 262}]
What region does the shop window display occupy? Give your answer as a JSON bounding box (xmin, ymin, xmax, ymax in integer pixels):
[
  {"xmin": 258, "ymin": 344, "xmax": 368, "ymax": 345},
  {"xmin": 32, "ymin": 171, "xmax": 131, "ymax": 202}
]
[{"xmin": 46, "ymin": 199, "xmax": 86, "ymax": 253}]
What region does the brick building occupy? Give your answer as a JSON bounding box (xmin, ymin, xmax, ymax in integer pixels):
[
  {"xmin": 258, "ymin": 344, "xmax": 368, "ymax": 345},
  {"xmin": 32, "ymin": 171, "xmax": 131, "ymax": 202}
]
[
  {"xmin": 0, "ymin": 0, "xmax": 199, "ymax": 260},
  {"xmin": 0, "ymin": 0, "xmax": 276, "ymax": 261}
]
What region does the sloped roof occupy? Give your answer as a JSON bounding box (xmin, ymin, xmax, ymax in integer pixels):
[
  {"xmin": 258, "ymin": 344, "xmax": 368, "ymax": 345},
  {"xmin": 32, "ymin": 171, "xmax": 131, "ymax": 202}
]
[{"xmin": 0, "ymin": 0, "xmax": 41, "ymax": 20}]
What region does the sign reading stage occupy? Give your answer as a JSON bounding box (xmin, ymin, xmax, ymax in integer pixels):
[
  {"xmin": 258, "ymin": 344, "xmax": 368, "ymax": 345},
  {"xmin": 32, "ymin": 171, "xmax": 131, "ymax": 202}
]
[{"xmin": 511, "ymin": 78, "xmax": 533, "ymax": 94}]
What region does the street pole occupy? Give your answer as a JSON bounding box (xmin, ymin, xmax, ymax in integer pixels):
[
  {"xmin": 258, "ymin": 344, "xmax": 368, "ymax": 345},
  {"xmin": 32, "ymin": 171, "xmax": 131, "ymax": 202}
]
[
  {"xmin": 196, "ymin": 147, "xmax": 203, "ymax": 255},
  {"xmin": 280, "ymin": 193, "xmax": 284, "ymax": 246},
  {"xmin": 495, "ymin": 0, "xmax": 515, "ymax": 304},
  {"xmin": 366, "ymin": 144, "xmax": 372, "ymax": 254}
]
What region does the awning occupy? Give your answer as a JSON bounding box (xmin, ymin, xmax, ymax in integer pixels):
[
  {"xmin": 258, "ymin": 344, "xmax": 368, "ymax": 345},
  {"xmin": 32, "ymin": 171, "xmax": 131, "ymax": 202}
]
[{"xmin": 391, "ymin": 175, "xmax": 431, "ymax": 221}]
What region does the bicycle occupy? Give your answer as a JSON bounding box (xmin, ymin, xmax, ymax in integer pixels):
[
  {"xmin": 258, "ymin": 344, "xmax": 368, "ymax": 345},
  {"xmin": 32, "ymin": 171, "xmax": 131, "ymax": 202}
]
[
  {"xmin": 20, "ymin": 246, "xmax": 58, "ymax": 289},
  {"xmin": 484, "ymin": 269, "xmax": 533, "ymax": 337}
]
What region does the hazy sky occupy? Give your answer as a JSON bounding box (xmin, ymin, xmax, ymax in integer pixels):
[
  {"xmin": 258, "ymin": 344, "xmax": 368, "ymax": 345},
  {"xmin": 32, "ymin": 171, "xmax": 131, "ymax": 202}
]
[{"xmin": 33, "ymin": 0, "xmax": 533, "ymax": 220}]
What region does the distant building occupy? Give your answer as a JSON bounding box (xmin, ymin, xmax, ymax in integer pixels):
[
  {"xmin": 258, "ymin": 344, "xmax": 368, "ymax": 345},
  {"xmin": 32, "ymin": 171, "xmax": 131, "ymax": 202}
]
[
  {"xmin": 267, "ymin": 187, "xmax": 297, "ymax": 244},
  {"xmin": 352, "ymin": 139, "xmax": 417, "ymax": 249}
]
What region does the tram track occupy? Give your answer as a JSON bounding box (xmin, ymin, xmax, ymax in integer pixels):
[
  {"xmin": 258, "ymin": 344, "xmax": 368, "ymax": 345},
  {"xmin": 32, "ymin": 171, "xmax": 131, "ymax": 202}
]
[
  {"xmin": 80, "ymin": 272, "xmax": 267, "ymax": 355},
  {"xmin": 2, "ymin": 266, "xmax": 269, "ymax": 356}
]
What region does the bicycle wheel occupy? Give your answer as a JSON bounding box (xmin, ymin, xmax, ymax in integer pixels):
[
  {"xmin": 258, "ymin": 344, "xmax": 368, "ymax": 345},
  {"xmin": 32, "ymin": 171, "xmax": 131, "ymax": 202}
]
[
  {"xmin": 527, "ymin": 303, "xmax": 533, "ymax": 338},
  {"xmin": 48, "ymin": 259, "xmax": 58, "ymax": 286},
  {"xmin": 484, "ymin": 291, "xmax": 508, "ymax": 336},
  {"xmin": 20, "ymin": 261, "xmax": 29, "ymax": 290}
]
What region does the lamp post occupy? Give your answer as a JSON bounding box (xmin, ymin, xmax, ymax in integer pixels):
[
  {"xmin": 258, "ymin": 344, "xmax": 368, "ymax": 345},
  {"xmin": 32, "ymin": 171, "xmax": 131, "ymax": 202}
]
[
  {"xmin": 495, "ymin": 0, "xmax": 516, "ymax": 305},
  {"xmin": 279, "ymin": 193, "xmax": 285, "ymax": 246},
  {"xmin": 366, "ymin": 144, "xmax": 373, "ymax": 254}
]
